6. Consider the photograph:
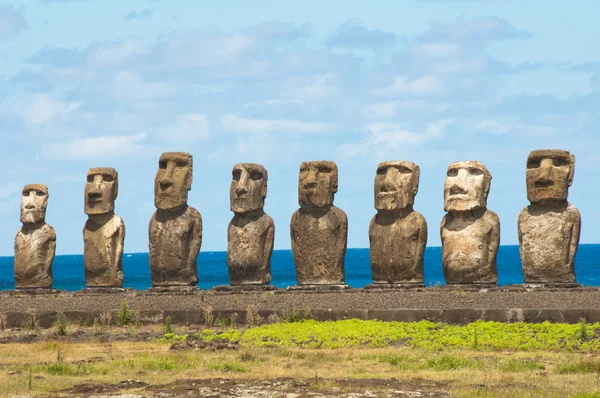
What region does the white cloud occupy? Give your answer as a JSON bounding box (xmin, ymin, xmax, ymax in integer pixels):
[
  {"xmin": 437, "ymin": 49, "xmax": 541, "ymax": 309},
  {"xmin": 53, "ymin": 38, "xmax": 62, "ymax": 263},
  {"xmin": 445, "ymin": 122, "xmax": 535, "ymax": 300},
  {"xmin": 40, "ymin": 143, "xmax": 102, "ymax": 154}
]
[
  {"xmin": 221, "ymin": 114, "xmax": 335, "ymax": 134},
  {"xmin": 412, "ymin": 43, "xmax": 459, "ymax": 58},
  {"xmin": 19, "ymin": 94, "xmax": 81, "ymax": 127},
  {"xmin": 373, "ymin": 75, "xmax": 444, "ymax": 97},
  {"xmin": 0, "ymin": 5, "xmax": 27, "ymax": 42},
  {"xmin": 476, "ymin": 120, "xmax": 510, "ymax": 134},
  {"xmin": 288, "ymin": 74, "xmax": 338, "ymax": 99},
  {"xmin": 158, "ymin": 113, "xmax": 211, "ymax": 142},
  {"xmin": 86, "ymin": 39, "xmax": 149, "ymax": 67},
  {"xmin": 112, "ymin": 71, "xmax": 174, "ymax": 101},
  {"xmin": 360, "ymin": 100, "xmax": 450, "ymax": 119},
  {"xmin": 339, "ymin": 118, "xmax": 454, "ymax": 158},
  {"xmin": 42, "ymin": 132, "xmax": 148, "ymax": 160}
]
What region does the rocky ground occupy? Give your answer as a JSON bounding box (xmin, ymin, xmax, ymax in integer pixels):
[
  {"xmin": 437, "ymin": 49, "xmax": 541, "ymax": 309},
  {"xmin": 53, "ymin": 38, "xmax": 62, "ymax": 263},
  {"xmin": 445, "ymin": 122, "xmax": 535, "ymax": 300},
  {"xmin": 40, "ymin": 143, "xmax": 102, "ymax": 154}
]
[{"xmin": 63, "ymin": 377, "xmax": 454, "ymax": 398}]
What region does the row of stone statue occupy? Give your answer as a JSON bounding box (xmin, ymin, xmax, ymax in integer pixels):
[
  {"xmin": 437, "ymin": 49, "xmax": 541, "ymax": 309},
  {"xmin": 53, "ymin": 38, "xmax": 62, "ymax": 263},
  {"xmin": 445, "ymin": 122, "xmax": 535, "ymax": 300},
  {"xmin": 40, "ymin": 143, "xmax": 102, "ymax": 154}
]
[{"xmin": 14, "ymin": 149, "xmax": 580, "ymax": 290}]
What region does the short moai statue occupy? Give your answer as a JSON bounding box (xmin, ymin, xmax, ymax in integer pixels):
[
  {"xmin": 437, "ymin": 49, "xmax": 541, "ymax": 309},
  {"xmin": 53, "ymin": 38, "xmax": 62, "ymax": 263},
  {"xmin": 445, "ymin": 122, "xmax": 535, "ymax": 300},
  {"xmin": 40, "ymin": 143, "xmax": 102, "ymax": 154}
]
[
  {"xmin": 290, "ymin": 161, "xmax": 348, "ymax": 286},
  {"xmin": 369, "ymin": 161, "xmax": 427, "ymax": 286},
  {"xmin": 441, "ymin": 161, "xmax": 500, "ymax": 285},
  {"xmin": 149, "ymin": 152, "xmax": 202, "ymax": 287},
  {"xmin": 228, "ymin": 163, "xmax": 274, "ymax": 285},
  {"xmin": 83, "ymin": 168, "xmax": 125, "ymax": 288},
  {"xmin": 14, "ymin": 184, "xmax": 56, "ymax": 289},
  {"xmin": 518, "ymin": 150, "xmax": 581, "ymax": 284}
]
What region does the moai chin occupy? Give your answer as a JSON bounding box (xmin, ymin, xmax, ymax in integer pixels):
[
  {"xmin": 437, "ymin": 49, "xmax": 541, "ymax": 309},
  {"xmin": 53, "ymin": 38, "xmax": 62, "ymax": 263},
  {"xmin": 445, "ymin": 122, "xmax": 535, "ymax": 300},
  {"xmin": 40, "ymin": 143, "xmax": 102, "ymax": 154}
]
[
  {"xmin": 290, "ymin": 161, "xmax": 348, "ymax": 285},
  {"xmin": 369, "ymin": 161, "xmax": 427, "ymax": 284},
  {"xmin": 440, "ymin": 161, "xmax": 500, "ymax": 285},
  {"xmin": 149, "ymin": 152, "xmax": 202, "ymax": 286},
  {"xmin": 83, "ymin": 167, "xmax": 125, "ymax": 288},
  {"xmin": 228, "ymin": 163, "xmax": 274, "ymax": 285},
  {"xmin": 14, "ymin": 184, "xmax": 56, "ymax": 289},
  {"xmin": 518, "ymin": 149, "xmax": 580, "ymax": 283}
]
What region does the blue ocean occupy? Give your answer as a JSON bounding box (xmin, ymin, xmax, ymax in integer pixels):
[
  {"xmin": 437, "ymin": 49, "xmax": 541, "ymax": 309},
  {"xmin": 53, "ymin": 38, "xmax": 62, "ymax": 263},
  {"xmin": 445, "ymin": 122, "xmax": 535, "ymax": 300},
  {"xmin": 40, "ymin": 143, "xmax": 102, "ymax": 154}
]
[{"xmin": 1, "ymin": 245, "xmax": 599, "ymax": 291}]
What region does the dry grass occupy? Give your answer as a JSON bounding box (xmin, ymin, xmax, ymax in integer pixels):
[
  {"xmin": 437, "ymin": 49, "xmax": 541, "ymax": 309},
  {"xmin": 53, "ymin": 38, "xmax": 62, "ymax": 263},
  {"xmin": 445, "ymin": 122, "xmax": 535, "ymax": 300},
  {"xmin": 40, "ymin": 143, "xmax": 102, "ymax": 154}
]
[{"xmin": 1, "ymin": 338, "xmax": 600, "ymax": 397}]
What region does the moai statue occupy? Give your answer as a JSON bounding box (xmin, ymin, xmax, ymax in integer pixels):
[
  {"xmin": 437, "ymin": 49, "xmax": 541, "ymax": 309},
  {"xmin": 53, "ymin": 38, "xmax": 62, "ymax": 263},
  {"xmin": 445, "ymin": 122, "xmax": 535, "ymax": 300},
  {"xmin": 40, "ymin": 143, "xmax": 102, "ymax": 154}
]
[
  {"xmin": 83, "ymin": 168, "xmax": 125, "ymax": 288},
  {"xmin": 149, "ymin": 152, "xmax": 202, "ymax": 287},
  {"xmin": 290, "ymin": 161, "xmax": 348, "ymax": 285},
  {"xmin": 228, "ymin": 163, "xmax": 274, "ymax": 285},
  {"xmin": 518, "ymin": 150, "xmax": 580, "ymax": 284},
  {"xmin": 14, "ymin": 184, "xmax": 56, "ymax": 289},
  {"xmin": 369, "ymin": 161, "xmax": 427, "ymax": 285},
  {"xmin": 441, "ymin": 161, "xmax": 500, "ymax": 285}
]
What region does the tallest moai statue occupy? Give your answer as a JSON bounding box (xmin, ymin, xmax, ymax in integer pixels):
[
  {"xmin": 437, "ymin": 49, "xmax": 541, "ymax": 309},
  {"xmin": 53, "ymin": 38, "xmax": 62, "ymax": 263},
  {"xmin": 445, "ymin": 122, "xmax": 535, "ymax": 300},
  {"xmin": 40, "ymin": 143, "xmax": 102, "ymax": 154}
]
[
  {"xmin": 519, "ymin": 149, "xmax": 581, "ymax": 284},
  {"xmin": 149, "ymin": 152, "xmax": 202, "ymax": 287}
]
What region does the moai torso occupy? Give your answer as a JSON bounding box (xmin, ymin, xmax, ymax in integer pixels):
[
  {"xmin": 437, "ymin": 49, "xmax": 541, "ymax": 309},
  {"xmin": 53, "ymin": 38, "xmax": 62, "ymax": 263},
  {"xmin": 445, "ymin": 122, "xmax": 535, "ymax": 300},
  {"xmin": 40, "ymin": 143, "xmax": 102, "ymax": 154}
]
[
  {"xmin": 84, "ymin": 215, "xmax": 125, "ymax": 287},
  {"xmin": 15, "ymin": 224, "xmax": 56, "ymax": 289},
  {"xmin": 291, "ymin": 206, "xmax": 348, "ymax": 284},
  {"xmin": 519, "ymin": 149, "xmax": 580, "ymax": 283},
  {"xmin": 14, "ymin": 184, "xmax": 56, "ymax": 289},
  {"xmin": 440, "ymin": 161, "xmax": 499, "ymax": 285},
  {"xmin": 370, "ymin": 211, "xmax": 427, "ymax": 283},
  {"xmin": 441, "ymin": 209, "xmax": 500, "ymax": 284},
  {"xmin": 227, "ymin": 163, "xmax": 275, "ymax": 285},
  {"xmin": 291, "ymin": 160, "xmax": 347, "ymax": 285},
  {"xmin": 149, "ymin": 152, "xmax": 202, "ymax": 287},
  {"xmin": 83, "ymin": 168, "xmax": 125, "ymax": 288},
  {"xmin": 149, "ymin": 206, "xmax": 202, "ymax": 285},
  {"xmin": 369, "ymin": 161, "xmax": 427, "ymax": 284},
  {"xmin": 228, "ymin": 213, "xmax": 274, "ymax": 284}
]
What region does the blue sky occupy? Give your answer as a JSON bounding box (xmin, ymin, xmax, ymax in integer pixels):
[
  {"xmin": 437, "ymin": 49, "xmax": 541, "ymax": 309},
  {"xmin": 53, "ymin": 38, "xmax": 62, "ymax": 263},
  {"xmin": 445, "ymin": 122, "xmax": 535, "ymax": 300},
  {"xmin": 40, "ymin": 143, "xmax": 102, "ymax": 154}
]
[{"xmin": 1, "ymin": 0, "xmax": 599, "ymax": 255}]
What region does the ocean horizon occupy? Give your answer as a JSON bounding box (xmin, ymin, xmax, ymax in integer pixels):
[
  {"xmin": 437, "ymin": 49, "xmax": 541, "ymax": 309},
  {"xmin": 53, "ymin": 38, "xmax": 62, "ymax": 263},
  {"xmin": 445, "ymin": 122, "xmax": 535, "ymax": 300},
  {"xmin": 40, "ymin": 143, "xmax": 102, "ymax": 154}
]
[{"xmin": 1, "ymin": 244, "xmax": 598, "ymax": 291}]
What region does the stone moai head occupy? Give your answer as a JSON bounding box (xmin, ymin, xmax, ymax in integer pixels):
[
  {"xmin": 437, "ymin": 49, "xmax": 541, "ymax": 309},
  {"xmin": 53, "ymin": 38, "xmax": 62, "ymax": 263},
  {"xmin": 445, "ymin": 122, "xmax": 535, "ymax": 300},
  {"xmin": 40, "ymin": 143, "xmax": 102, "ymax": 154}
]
[
  {"xmin": 444, "ymin": 161, "xmax": 491, "ymax": 212},
  {"xmin": 85, "ymin": 168, "xmax": 118, "ymax": 215},
  {"xmin": 20, "ymin": 184, "xmax": 49, "ymax": 224},
  {"xmin": 526, "ymin": 149, "xmax": 575, "ymax": 204},
  {"xmin": 230, "ymin": 163, "xmax": 267, "ymax": 214},
  {"xmin": 154, "ymin": 152, "xmax": 193, "ymax": 210},
  {"xmin": 374, "ymin": 161, "xmax": 420, "ymax": 211},
  {"xmin": 298, "ymin": 161, "xmax": 338, "ymax": 209}
]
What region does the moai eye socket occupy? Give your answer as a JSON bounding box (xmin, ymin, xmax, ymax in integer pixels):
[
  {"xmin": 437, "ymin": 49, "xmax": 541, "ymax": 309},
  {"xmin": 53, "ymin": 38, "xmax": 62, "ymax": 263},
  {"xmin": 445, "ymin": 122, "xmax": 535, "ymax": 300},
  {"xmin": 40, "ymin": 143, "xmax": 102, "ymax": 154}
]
[
  {"xmin": 35, "ymin": 189, "xmax": 47, "ymax": 197},
  {"xmin": 376, "ymin": 167, "xmax": 387, "ymax": 176},
  {"xmin": 232, "ymin": 170, "xmax": 241, "ymax": 181},
  {"xmin": 318, "ymin": 166, "xmax": 333, "ymax": 174},
  {"xmin": 250, "ymin": 172, "xmax": 263, "ymax": 181},
  {"xmin": 470, "ymin": 168, "xmax": 484, "ymax": 176},
  {"xmin": 527, "ymin": 159, "xmax": 541, "ymax": 169},
  {"xmin": 399, "ymin": 166, "xmax": 412, "ymax": 174},
  {"xmin": 553, "ymin": 158, "xmax": 570, "ymax": 167},
  {"xmin": 87, "ymin": 175, "xmax": 95, "ymax": 183},
  {"xmin": 158, "ymin": 161, "xmax": 167, "ymax": 169},
  {"xmin": 103, "ymin": 174, "xmax": 114, "ymax": 182},
  {"xmin": 447, "ymin": 169, "xmax": 458, "ymax": 177}
]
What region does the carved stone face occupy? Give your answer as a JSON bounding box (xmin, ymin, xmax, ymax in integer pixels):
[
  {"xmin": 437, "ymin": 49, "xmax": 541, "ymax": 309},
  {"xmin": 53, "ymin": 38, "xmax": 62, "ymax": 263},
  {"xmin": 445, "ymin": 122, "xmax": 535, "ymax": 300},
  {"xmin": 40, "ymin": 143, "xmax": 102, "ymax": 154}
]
[
  {"xmin": 154, "ymin": 152, "xmax": 193, "ymax": 210},
  {"xmin": 444, "ymin": 161, "xmax": 491, "ymax": 212},
  {"xmin": 526, "ymin": 149, "xmax": 574, "ymax": 204},
  {"xmin": 85, "ymin": 168, "xmax": 118, "ymax": 215},
  {"xmin": 374, "ymin": 161, "xmax": 419, "ymax": 211},
  {"xmin": 298, "ymin": 161, "xmax": 338, "ymax": 208},
  {"xmin": 230, "ymin": 163, "xmax": 267, "ymax": 214},
  {"xmin": 20, "ymin": 184, "xmax": 49, "ymax": 224}
]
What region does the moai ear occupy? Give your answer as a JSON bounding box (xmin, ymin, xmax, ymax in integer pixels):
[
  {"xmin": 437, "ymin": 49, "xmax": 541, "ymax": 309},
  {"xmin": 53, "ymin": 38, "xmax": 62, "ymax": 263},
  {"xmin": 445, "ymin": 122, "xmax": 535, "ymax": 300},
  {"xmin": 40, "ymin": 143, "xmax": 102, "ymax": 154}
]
[
  {"xmin": 114, "ymin": 171, "xmax": 119, "ymax": 200},
  {"xmin": 331, "ymin": 163, "xmax": 339, "ymax": 194},
  {"xmin": 262, "ymin": 169, "xmax": 268, "ymax": 199},
  {"xmin": 568, "ymin": 153, "xmax": 575, "ymax": 187},
  {"xmin": 185, "ymin": 156, "xmax": 194, "ymax": 192},
  {"xmin": 413, "ymin": 165, "xmax": 421, "ymax": 196}
]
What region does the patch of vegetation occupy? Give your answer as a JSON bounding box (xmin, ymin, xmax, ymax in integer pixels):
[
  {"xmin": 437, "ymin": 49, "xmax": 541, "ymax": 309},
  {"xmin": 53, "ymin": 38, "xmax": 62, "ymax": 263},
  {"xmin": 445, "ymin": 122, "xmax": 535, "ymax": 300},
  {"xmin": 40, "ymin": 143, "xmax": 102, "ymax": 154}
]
[
  {"xmin": 556, "ymin": 358, "xmax": 600, "ymax": 374},
  {"xmin": 53, "ymin": 312, "xmax": 68, "ymax": 336},
  {"xmin": 496, "ymin": 357, "xmax": 544, "ymax": 372},
  {"xmin": 206, "ymin": 359, "xmax": 247, "ymax": 373},
  {"xmin": 114, "ymin": 352, "xmax": 197, "ymax": 371},
  {"xmin": 195, "ymin": 328, "xmax": 241, "ymax": 342},
  {"xmin": 164, "ymin": 315, "xmax": 173, "ymax": 334},
  {"xmin": 241, "ymin": 319, "xmax": 600, "ymax": 351},
  {"xmin": 378, "ymin": 353, "xmax": 412, "ymax": 370},
  {"xmin": 116, "ymin": 301, "xmax": 134, "ymax": 326}
]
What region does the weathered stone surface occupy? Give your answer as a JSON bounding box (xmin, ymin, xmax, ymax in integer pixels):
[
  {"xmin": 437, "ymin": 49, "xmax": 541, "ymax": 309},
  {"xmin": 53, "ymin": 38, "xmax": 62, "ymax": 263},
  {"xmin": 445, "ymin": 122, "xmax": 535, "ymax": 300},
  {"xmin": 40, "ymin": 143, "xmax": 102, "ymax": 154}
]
[
  {"xmin": 149, "ymin": 152, "xmax": 202, "ymax": 286},
  {"xmin": 369, "ymin": 161, "xmax": 427, "ymax": 284},
  {"xmin": 14, "ymin": 184, "xmax": 56, "ymax": 289},
  {"xmin": 519, "ymin": 149, "xmax": 581, "ymax": 283},
  {"xmin": 441, "ymin": 161, "xmax": 499, "ymax": 284},
  {"xmin": 83, "ymin": 168, "xmax": 125, "ymax": 288},
  {"xmin": 291, "ymin": 161, "xmax": 348, "ymax": 285},
  {"xmin": 228, "ymin": 163, "xmax": 274, "ymax": 285}
]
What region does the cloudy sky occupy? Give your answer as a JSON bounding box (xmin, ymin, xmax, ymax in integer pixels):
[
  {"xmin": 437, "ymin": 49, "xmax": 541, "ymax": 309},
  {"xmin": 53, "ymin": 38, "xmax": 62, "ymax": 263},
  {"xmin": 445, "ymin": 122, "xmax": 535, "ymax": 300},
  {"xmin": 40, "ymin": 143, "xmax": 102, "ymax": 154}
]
[{"xmin": 0, "ymin": 0, "xmax": 599, "ymax": 255}]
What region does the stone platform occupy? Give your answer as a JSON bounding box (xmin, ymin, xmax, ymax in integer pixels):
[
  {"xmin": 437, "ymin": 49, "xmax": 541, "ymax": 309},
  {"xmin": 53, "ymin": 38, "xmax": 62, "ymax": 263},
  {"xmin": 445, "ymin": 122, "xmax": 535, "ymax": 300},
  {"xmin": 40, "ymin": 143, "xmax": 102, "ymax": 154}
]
[{"xmin": 1, "ymin": 286, "xmax": 600, "ymax": 328}]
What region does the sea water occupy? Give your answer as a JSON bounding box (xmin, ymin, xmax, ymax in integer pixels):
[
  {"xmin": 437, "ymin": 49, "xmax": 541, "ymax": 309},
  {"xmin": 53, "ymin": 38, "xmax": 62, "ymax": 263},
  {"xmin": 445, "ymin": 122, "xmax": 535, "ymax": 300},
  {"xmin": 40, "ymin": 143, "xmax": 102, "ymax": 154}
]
[{"xmin": 0, "ymin": 245, "xmax": 599, "ymax": 291}]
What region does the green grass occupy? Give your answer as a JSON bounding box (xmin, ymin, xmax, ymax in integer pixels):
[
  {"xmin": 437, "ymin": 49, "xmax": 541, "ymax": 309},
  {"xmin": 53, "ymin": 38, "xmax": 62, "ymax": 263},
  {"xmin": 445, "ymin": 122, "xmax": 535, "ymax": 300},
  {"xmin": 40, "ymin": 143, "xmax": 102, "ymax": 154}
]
[
  {"xmin": 496, "ymin": 357, "xmax": 545, "ymax": 372},
  {"xmin": 556, "ymin": 358, "xmax": 600, "ymax": 374},
  {"xmin": 240, "ymin": 319, "xmax": 600, "ymax": 351},
  {"xmin": 206, "ymin": 359, "xmax": 247, "ymax": 373}
]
